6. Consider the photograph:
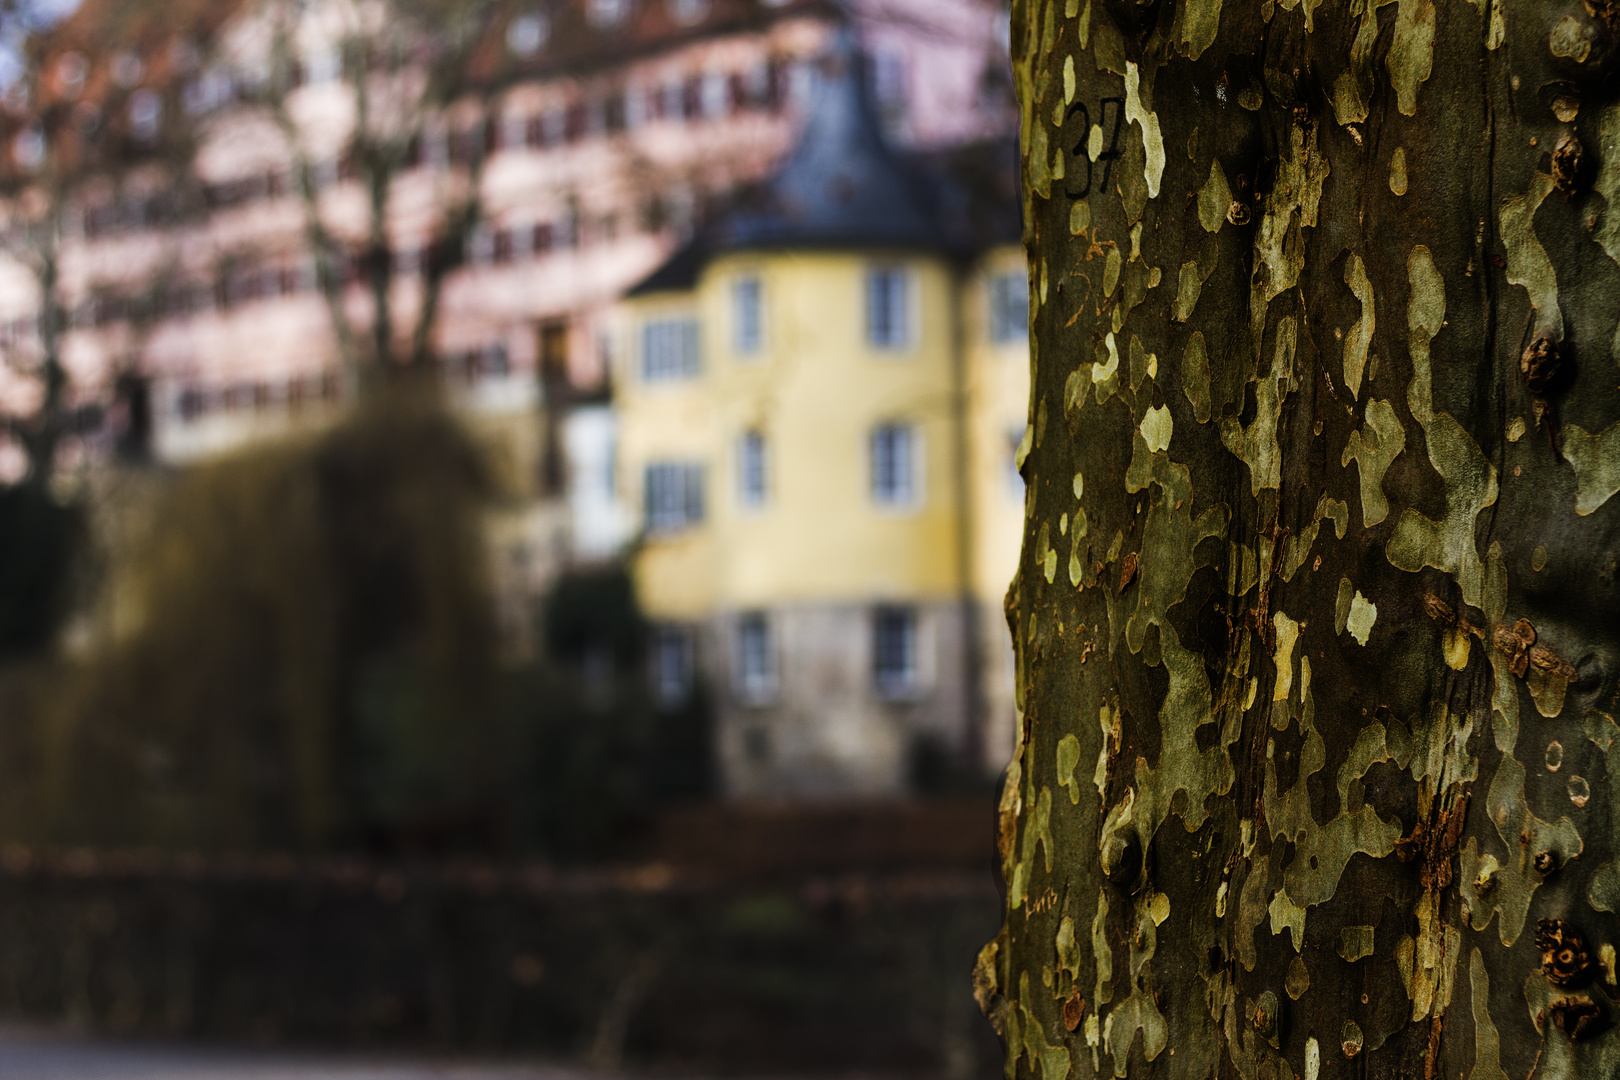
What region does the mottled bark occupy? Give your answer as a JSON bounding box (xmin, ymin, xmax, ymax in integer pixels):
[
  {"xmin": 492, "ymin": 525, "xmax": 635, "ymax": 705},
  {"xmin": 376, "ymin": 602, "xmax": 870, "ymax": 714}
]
[{"xmin": 977, "ymin": 0, "xmax": 1620, "ymax": 1077}]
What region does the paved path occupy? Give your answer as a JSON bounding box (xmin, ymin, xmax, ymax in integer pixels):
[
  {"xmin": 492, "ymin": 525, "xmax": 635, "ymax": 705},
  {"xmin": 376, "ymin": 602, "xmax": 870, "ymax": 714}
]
[{"xmin": 0, "ymin": 1028, "xmax": 601, "ymax": 1080}]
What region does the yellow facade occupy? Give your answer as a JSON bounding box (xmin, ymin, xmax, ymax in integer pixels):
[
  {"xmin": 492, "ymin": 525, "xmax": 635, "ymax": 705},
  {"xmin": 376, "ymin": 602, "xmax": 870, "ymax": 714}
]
[
  {"xmin": 620, "ymin": 250, "xmax": 969, "ymax": 614},
  {"xmin": 616, "ymin": 242, "xmax": 1029, "ymax": 791}
]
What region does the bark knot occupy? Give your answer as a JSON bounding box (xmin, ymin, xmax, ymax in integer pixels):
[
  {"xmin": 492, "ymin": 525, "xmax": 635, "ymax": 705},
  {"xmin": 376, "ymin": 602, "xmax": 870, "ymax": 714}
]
[{"xmin": 1537, "ymin": 919, "xmax": 1591, "ymax": 985}]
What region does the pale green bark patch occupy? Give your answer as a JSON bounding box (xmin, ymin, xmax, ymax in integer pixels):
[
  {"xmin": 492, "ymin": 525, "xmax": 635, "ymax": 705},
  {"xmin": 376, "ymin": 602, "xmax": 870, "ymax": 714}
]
[
  {"xmin": 1198, "ymin": 160, "xmax": 1232, "ymax": 232},
  {"xmin": 1346, "ymin": 591, "xmax": 1377, "ymax": 645},
  {"xmin": 1468, "ymin": 950, "xmax": 1511, "ymax": 1080},
  {"xmin": 1123, "ymin": 63, "xmax": 1165, "ymax": 199},
  {"xmin": 1342, "ymin": 253, "xmax": 1376, "ymax": 399},
  {"xmin": 1220, "ymin": 368, "xmax": 1283, "ymax": 495},
  {"xmin": 1182, "ymin": 332, "xmax": 1211, "ymax": 423},
  {"xmin": 1342, "ymin": 398, "xmax": 1407, "ymax": 527},
  {"xmin": 1563, "ymin": 421, "xmax": 1620, "ymax": 515},
  {"xmin": 1139, "ymin": 405, "xmax": 1173, "ymax": 452},
  {"xmin": 1057, "ymin": 733, "xmax": 1083, "ymax": 804},
  {"xmin": 1500, "ymin": 173, "xmax": 1563, "ymax": 336},
  {"xmin": 1179, "ymin": 0, "xmax": 1223, "ymax": 59},
  {"xmin": 1387, "ymin": 0, "xmax": 1436, "ymax": 115},
  {"xmin": 1594, "ymin": 102, "xmax": 1620, "ymax": 267},
  {"xmin": 1339, "ymin": 925, "xmax": 1376, "ymax": 961}
]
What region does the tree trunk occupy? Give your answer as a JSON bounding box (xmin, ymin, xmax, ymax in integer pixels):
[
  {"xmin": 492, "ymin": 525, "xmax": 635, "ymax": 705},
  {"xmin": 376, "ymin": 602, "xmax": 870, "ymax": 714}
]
[{"xmin": 977, "ymin": 0, "xmax": 1620, "ymax": 1077}]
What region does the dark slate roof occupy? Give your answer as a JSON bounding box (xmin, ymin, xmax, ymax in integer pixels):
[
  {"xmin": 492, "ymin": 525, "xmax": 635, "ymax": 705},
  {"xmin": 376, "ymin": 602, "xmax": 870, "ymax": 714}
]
[
  {"xmin": 625, "ymin": 237, "xmax": 709, "ymax": 297},
  {"xmin": 710, "ymin": 27, "xmax": 945, "ymax": 253},
  {"xmin": 628, "ymin": 27, "xmax": 1023, "ymax": 297}
]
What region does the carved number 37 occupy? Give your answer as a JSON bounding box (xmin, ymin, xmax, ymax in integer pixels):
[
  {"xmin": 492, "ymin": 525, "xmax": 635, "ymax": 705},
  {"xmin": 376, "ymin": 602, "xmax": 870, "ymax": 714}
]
[{"xmin": 1064, "ymin": 97, "xmax": 1126, "ymax": 201}]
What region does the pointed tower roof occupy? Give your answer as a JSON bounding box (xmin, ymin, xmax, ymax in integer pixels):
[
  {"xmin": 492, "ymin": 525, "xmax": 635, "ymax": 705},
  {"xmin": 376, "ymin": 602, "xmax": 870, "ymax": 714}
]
[
  {"xmin": 628, "ymin": 25, "xmax": 951, "ymax": 296},
  {"xmin": 712, "ymin": 26, "xmax": 945, "ymax": 253}
]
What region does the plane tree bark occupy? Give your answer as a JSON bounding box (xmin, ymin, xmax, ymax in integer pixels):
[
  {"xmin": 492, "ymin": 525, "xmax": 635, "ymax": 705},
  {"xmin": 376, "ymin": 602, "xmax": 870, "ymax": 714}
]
[{"xmin": 976, "ymin": 0, "xmax": 1620, "ymax": 1077}]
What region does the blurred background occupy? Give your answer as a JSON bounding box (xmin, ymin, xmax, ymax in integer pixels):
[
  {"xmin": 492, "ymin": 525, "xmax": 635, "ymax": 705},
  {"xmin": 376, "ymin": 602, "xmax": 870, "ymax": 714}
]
[{"xmin": 0, "ymin": 0, "xmax": 1026, "ymax": 1073}]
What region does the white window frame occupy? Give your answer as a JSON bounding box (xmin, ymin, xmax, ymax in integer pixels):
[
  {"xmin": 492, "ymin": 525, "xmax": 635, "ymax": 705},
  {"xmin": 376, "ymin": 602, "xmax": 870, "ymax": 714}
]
[
  {"xmin": 588, "ymin": 0, "xmax": 631, "ymax": 27},
  {"xmin": 872, "ymin": 605, "xmax": 920, "ymax": 700},
  {"xmin": 989, "ymin": 269, "xmax": 1030, "ymax": 344},
  {"xmin": 644, "ymin": 460, "xmax": 704, "ymax": 534},
  {"xmin": 737, "ymin": 429, "xmax": 769, "ymax": 509},
  {"xmin": 640, "ymin": 316, "xmax": 701, "ymax": 382},
  {"xmin": 864, "ymin": 264, "xmax": 913, "ymax": 351},
  {"xmin": 650, "ymin": 625, "xmax": 695, "ymax": 709},
  {"xmin": 700, "ymin": 70, "xmax": 729, "ymax": 119},
  {"xmin": 733, "ymin": 274, "xmax": 764, "ymax": 356},
  {"xmin": 734, "ymin": 611, "xmax": 778, "ymax": 706},
  {"xmin": 870, "ymin": 422, "xmax": 922, "ymax": 510}
]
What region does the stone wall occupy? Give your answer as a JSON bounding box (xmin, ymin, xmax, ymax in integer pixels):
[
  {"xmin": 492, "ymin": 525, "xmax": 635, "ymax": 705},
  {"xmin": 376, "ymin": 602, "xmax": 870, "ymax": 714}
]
[{"xmin": 0, "ymin": 847, "xmax": 1001, "ymax": 1075}]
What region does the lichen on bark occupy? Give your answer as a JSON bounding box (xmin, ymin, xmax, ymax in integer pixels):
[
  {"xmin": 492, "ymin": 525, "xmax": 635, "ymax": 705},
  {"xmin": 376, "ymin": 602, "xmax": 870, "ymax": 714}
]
[{"xmin": 979, "ymin": 0, "xmax": 1620, "ymax": 1076}]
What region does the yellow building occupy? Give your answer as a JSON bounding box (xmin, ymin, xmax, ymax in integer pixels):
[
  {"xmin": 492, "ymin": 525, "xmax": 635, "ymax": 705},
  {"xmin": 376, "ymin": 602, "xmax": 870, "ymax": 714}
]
[{"xmin": 616, "ymin": 36, "xmax": 1029, "ymax": 796}]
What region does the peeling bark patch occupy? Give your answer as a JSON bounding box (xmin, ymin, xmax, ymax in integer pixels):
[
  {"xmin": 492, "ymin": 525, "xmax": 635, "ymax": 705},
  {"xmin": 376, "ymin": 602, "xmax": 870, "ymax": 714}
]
[
  {"xmin": 1562, "ymin": 421, "xmax": 1620, "ymax": 515},
  {"xmin": 1340, "ymin": 925, "xmax": 1376, "ymax": 960},
  {"xmin": 1469, "ymin": 949, "xmax": 1510, "ymax": 1080},
  {"xmin": 1070, "ymin": 201, "xmax": 1092, "ymax": 235},
  {"xmin": 1386, "ymin": 409, "xmax": 1497, "ymax": 610},
  {"xmin": 1220, "ymin": 368, "xmax": 1283, "ymax": 495},
  {"xmin": 1500, "ymin": 173, "xmax": 1563, "ymax": 336},
  {"xmin": 1139, "ymin": 405, "xmax": 1173, "ymax": 452},
  {"xmin": 1183, "ymin": 332, "xmax": 1211, "ymax": 422},
  {"xmin": 1269, "ymin": 887, "xmax": 1307, "ymax": 950},
  {"xmin": 1198, "ymin": 160, "xmax": 1232, "ymax": 232},
  {"xmin": 1387, "ymin": 0, "xmax": 1436, "ymax": 115},
  {"xmin": 1272, "ymin": 612, "xmax": 1300, "ymax": 701},
  {"xmin": 1342, "ymin": 398, "xmax": 1407, "ymax": 527},
  {"xmin": 1342, "ymin": 254, "xmax": 1376, "ymax": 399},
  {"xmin": 1180, "ymin": 0, "xmax": 1223, "ymax": 58},
  {"xmin": 1346, "ymin": 591, "xmax": 1377, "ymax": 644},
  {"xmin": 1058, "ymin": 734, "xmax": 1083, "ymax": 803},
  {"xmin": 1174, "ymin": 260, "xmax": 1209, "ymax": 321},
  {"xmin": 1594, "ymin": 102, "xmax": 1620, "ymax": 266},
  {"xmin": 1123, "ymin": 63, "xmax": 1165, "ymax": 199},
  {"xmin": 1286, "ymin": 954, "xmax": 1310, "ymax": 998},
  {"xmin": 1390, "ymin": 147, "xmax": 1409, "ymax": 194}
]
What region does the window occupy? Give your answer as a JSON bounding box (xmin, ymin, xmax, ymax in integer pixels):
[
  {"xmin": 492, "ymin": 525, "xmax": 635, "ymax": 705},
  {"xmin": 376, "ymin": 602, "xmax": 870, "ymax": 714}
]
[
  {"xmin": 625, "ymin": 86, "xmax": 649, "ymax": 128},
  {"xmin": 869, "ymin": 49, "xmax": 908, "ymax": 121},
  {"xmin": 129, "ymin": 89, "xmax": 163, "ymax": 141},
  {"xmin": 542, "ymin": 105, "xmax": 567, "ymax": 145},
  {"xmin": 506, "ymin": 12, "xmax": 549, "ymax": 55},
  {"xmin": 700, "ymin": 70, "xmax": 730, "ymax": 119},
  {"xmin": 733, "ymin": 275, "xmax": 763, "ymax": 355},
  {"xmin": 737, "ymin": 430, "xmax": 768, "ymax": 508},
  {"xmin": 668, "ymin": 0, "xmax": 710, "ymax": 23},
  {"xmin": 303, "ymin": 43, "xmax": 341, "ymax": 84},
  {"xmin": 644, "ymin": 461, "xmax": 704, "ymax": 533},
  {"xmin": 588, "ymin": 0, "xmax": 631, "ymax": 26},
  {"xmin": 873, "ymin": 606, "xmax": 918, "ymax": 699},
  {"xmin": 734, "ymin": 612, "xmax": 777, "ymax": 704},
  {"xmin": 660, "ymin": 78, "xmax": 684, "ymax": 121},
  {"xmin": 467, "ymin": 225, "xmax": 495, "ymax": 267},
  {"xmin": 870, "ymin": 423, "xmax": 917, "ymax": 507},
  {"xmin": 642, "ymin": 318, "xmax": 700, "ymax": 381},
  {"xmin": 651, "ymin": 626, "xmax": 695, "ymax": 708},
  {"xmin": 990, "ymin": 270, "xmax": 1030, "ymax": 343},
  {"xmin": 865, "ymin": 266, "xmax": 910, "ymax": 349}
]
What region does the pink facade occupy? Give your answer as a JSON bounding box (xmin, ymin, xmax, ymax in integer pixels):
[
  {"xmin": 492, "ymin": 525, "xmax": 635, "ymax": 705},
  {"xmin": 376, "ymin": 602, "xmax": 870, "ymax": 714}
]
[{"xmin": 0, "ymin": 0, "xmax": 1015, "ymax": 476}]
